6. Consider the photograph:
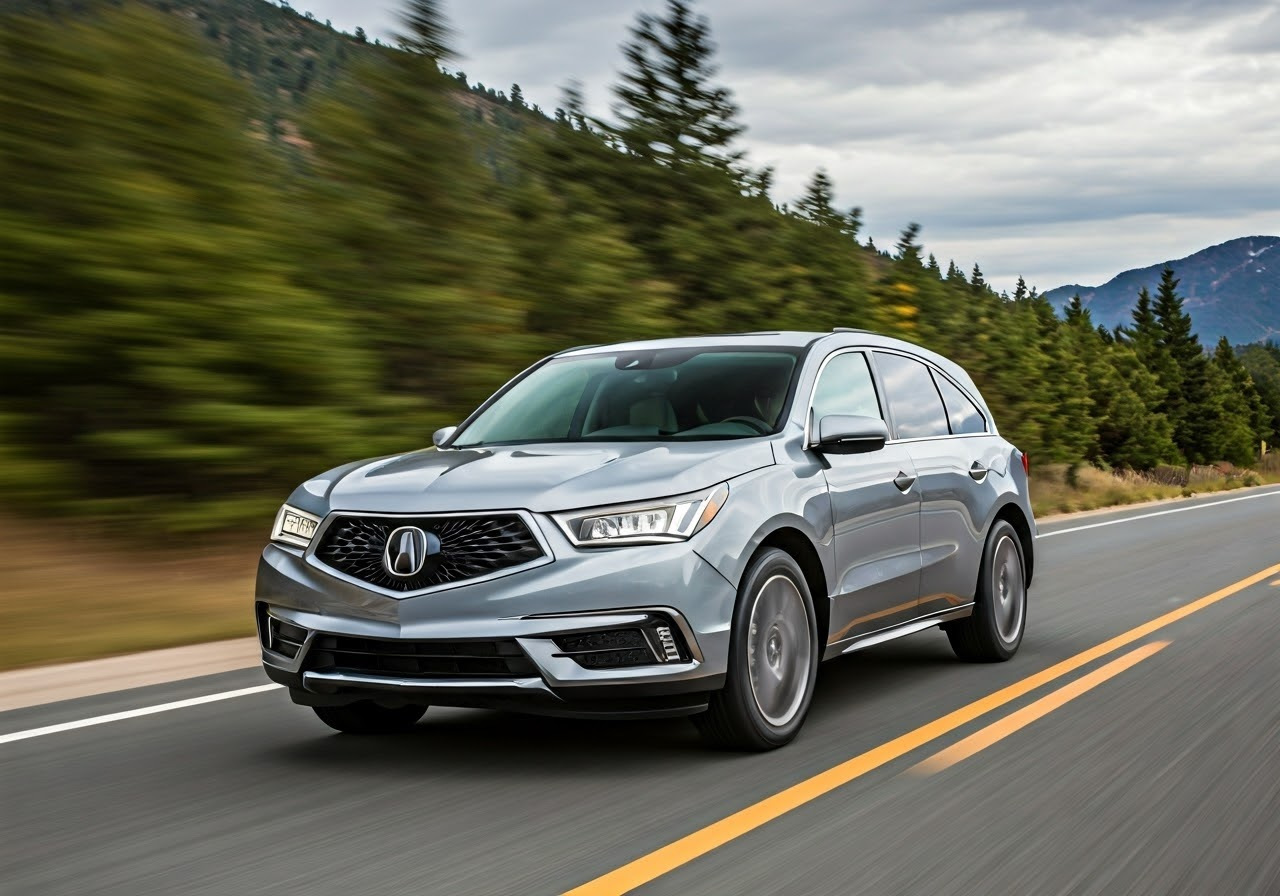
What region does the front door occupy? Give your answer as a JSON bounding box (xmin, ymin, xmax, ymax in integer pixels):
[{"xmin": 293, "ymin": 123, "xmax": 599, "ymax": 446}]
[{"xmin": 811, "ymin": 350, "xmax": 922, "ymax": 648}]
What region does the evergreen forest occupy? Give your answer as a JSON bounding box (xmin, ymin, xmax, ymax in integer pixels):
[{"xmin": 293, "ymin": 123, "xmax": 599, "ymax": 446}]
[{"xmin": 2, "ymin": 0, "xmax": 1278, "ymax": 532}]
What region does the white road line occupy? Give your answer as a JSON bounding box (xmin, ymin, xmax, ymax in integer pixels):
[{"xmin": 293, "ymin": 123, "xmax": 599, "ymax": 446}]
[
  {"xmin": 1039, "ymin": 489, "xmax": 1280, "ymax": 538},
  {"xmin": 0, "ymin": 683, "xmax": 282, "ymax": 746}
]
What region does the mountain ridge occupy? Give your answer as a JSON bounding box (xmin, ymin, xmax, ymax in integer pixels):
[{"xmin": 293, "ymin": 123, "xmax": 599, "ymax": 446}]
[{"xmin": 1044, "ymin": 236, "xmax": 1280, "ymax": 345}]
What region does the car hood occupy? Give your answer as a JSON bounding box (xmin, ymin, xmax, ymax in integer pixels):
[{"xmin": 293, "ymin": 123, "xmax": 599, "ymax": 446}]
[{"xmin": 317, "ymin": 440, "xmax": 776, "ymax": 514}]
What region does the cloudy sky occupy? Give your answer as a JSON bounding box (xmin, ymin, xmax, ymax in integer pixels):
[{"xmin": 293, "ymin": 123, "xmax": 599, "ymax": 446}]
[{"xmin": 292, "ymin": 0, "xmax": 1278, "ymax": 295}]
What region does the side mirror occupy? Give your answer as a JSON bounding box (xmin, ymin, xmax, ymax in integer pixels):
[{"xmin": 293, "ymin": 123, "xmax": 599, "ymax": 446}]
[
  {"xmin": 813, "ymin": 414, "xmax": 888, "ymax": 453},
  {"xmin": 432, "ymin": 426, "xmax": 457, "ymax": 448}
]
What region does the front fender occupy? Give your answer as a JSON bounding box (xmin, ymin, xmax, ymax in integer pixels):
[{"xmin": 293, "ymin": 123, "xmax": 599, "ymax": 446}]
[{"xmin": 691, "ymin": 463, "xmax": 834, "ymax": 595}]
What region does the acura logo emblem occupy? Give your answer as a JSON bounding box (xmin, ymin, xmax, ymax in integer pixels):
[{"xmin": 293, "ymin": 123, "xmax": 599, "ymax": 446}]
[{"xmin": 383, "ymin": 526, "xmax": 440, "ymax": 577}]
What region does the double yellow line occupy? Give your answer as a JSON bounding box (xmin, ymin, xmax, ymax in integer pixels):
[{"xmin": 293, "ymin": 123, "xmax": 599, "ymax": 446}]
[{"xmin": 564, "ymin": 560, "xmax": 1280, "ymax": 896}]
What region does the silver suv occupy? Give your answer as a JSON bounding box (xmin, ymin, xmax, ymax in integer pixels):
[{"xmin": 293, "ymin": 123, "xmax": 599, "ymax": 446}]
[{"xmin": 257, "ymin": 330, "xmax": 1034, "ymax": 749}]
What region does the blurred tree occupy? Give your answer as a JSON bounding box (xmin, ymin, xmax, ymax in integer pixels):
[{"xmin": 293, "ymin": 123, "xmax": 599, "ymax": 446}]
[
  {"xmin": 0, "ymin": 5, "xmax": 385, "ymax": 527},
  {"xmin": 610, "ymin": 0, "xmax": 743, "ymax": 174},
  {"xmin": 794, "ymin": 169, "xmax": 844, "ymax": 231},
  {"xmin": 296, "ymin": 0, "xmax": 524, "ymax": 416}
]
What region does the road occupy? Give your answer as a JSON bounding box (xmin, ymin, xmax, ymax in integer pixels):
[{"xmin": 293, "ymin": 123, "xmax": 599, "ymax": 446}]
[{"xmin": 4, "ymin": 487, "xmax": 1279, "ymax": 895}]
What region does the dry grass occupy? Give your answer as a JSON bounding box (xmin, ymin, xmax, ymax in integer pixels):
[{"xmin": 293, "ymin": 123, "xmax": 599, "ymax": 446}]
[
  {"xmin": 4, "ymin": 457, "xmax": 1279, "ymax": 671},
  {"xmin": 0, "ymin": 519, "xmax": 260, "ymax": 671},
  {"xmin": 1030, "ymin": 461, "xmax": 1275, "ymax": 517}
]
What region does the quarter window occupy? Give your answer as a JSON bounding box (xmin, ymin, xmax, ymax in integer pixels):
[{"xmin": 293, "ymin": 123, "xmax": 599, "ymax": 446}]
[
  {"xmin": 933, "ymin": 373, "xmax": 987, "ymax": 434},
  {"xmin": 810, "ymin": 352, "xmax": 882, "ymax": 422},
  {"xmin": 873, "ymin": 352, "xmax": 949, "ymax": 439}
]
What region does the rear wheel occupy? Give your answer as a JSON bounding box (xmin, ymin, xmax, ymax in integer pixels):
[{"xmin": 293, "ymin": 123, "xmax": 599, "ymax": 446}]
[
  {"xmin": 694, "ymin": 548, "xmax": 819, "ymax": 750},
  {"xmin": 945, "ymin": 519, "xmax": 1026, "ymax": 662},
  {"xmin": 313, "ymin": 701, "xmax": 427, "ymax": 734}
]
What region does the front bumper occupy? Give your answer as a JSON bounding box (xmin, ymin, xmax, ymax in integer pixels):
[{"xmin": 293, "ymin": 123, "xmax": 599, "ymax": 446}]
[{"xmin": 255, "ymin": 521, "xmax": 736, "ymax": 719}]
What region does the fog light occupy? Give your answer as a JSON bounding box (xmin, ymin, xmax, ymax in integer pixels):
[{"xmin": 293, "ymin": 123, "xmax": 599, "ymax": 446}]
[{"xmin": 655, "ymin": 625, "xmax": 681, "ymax": 662}]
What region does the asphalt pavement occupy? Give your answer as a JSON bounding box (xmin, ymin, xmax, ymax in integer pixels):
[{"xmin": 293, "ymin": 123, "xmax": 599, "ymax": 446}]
[{"xmin": 3, "ymin": 487, "xmax": 1279, "ymax": 895}]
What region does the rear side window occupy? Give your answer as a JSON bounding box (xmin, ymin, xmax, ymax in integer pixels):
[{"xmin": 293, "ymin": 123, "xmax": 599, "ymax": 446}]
[
  {"xmin": 811, "ymin": 352, "xmax": 882, "ymax": 422},
  {"xmin": 873, "ymin": 352, "xmax": 949, "ymax": 439},
  {"xmin": 933, "ymin": 373, "xmax": 987, "ymax": 434}
]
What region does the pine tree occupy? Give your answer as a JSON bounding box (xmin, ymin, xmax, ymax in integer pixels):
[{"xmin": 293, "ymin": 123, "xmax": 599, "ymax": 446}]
[
  {"xmin": 794, "ymin": 168, "xmax": 845, "ymax": 230},
  {"xmin": 610, "ymin": 0, "xmax": 744, "ymax": 173},
  {"xmin": 895, "ymin": 223, "xmax": 924, "ymax": 267},
  {"xmin": 1237, "ymin": 342, "xmax": 1280, "ymax": 443},
  {"xmin": 970, "ymin": 263, "xmax": 988, "ymax": 294},
  {"xmin": 1064, "ymin": 294, "xmax": 1088, "ymax": 326},
  {"xmin": 1212, "ymin": 337, "xmax": 1268, "ymax": 459},
  {"xmin": 1151, "ymin": 267, "xmax": 1215, "ymax": 462},
  {"xmin": 1062, "ymin": 297, "xmax": 1176, "ymax": 468},
  {"xmin": 1011, "ymin": 276, "xmax": 1029, "ymax": 304},
  {"xmin": 1126, "ymin": 287, "xmax": 1158, "ymax": 341}
]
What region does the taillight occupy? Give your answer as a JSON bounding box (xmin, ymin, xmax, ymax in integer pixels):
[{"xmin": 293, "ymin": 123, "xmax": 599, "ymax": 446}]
[{"xmin": 1020, "ymin": 451, "xmax": 1030, "ymax": 476}]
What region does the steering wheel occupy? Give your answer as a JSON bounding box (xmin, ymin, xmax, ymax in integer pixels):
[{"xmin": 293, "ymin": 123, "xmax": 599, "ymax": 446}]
[{"xmin": 721, "ymin": 415, "xmax": 772, "ymax": 434}]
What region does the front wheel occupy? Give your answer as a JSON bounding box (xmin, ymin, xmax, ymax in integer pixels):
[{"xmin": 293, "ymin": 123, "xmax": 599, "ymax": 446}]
[
  {"xmin": 313, "ymin": 701, "xmax": 427, "ymax": 734},
  {"xmin": 693, "ymin": 548, "xmax": 819, "ymax": 750},
  {"xmin": 945, "ymin": 519, "xmax": 1026, "ymax": 662}
]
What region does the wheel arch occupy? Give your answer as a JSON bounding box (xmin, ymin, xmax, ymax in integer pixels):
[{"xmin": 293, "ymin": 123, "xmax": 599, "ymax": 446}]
[
  {"xmin": 750, "ymin": 527, "xmax": 830, "ymax": 648},
  {"xmin": 992, "ymin": 502, "xmax": 1035, "ymax": 586}
]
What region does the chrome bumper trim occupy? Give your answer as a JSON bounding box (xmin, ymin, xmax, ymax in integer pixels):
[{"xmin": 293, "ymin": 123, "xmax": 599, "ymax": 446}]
[{"xmin": 302, "ymin": 670, "xmax": 557, "ymax": 697}]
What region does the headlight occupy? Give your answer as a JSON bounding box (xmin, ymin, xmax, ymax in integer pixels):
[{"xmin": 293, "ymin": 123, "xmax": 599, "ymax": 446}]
[
  {"xmin": 270, "ymin": 504, "xmax": 323, "ymax": 549},
  {"xmin": 555, "ymin": 483, "xmax": 729, "ymax": 547}
]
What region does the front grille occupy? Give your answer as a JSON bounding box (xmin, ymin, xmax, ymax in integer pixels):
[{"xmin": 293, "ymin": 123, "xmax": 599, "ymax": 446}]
[
  {"xmin": 315, "ymin": 514, "xmax": 544, "ymax": 592},
  {"xmin": 306, "ymin": 634, "xmax": 537, "ymax": 679}
]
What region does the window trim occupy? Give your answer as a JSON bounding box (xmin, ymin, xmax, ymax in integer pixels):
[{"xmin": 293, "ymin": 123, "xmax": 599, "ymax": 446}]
[{"xmin": 805, "ymin": 345, "xmax": 994, "ymax": 448}]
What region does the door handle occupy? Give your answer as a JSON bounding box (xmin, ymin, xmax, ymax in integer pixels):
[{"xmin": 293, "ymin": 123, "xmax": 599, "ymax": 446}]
[
  {"xmin": 893, "ymin": 471, "xmax": 916, "ymax": 492},
  {"xmin": 969, "ymin": 462, "xmax": 988, "ymax": 481}
]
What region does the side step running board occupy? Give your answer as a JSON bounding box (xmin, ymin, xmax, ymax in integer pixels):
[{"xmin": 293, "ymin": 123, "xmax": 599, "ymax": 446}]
[{"xmin": 839, "ymin": 605, "xmax": 974, "ymax": 655}]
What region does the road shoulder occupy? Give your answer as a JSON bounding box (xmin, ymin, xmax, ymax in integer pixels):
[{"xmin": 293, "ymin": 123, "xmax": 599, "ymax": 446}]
[{"xmin": 0, "ymin": 637, "xmax": 260, "ymax": 713}]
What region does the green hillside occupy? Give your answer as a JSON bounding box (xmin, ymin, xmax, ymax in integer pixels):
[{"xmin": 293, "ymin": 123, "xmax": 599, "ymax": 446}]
[{"xmin": 1, "ymin": 0, "xmax": 1276, "ymax": 533}]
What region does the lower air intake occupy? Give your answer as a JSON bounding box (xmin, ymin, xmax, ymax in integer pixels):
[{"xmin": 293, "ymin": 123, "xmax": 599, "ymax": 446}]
[{"xmin": 553, "ymin": 616, "xmax": 690, "ymax": 669}]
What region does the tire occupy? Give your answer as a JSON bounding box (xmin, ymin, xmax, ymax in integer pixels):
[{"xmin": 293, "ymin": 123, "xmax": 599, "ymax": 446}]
[
  {"xmin": 945, "ymin": 519, "xmax": 1026, "ymax": 662},
  {"xmin": 313, "ymin": 701, "xmax": 428, "ymax": 734},
  {"xmin": 693, "ymin": 547, "xmax": 819, "ymax": 750}
]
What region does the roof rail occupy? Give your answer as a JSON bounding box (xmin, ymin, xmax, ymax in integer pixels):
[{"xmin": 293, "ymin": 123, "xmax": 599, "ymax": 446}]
[{"xmin": 831, "ymin": 327, "xmax": 874, "ymax": 334}]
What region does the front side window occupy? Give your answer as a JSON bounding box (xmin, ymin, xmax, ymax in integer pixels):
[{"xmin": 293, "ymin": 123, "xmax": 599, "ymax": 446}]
[
  {"xmin": 873, "ymin": 352, "xmax": 950, "ymax": 439},
  {"xmin": 452, "ymin": 348, "xmax": 801, "ymax": 446},
  {"xmin": 810, "ymin": 351, "xmax": 882, "ymax": 423}
]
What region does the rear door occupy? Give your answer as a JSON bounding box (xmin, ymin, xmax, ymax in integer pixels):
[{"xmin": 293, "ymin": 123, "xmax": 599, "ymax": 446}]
[{"xmin": 811, "ymin": 350, "xmax": 922, "ymax": 648}]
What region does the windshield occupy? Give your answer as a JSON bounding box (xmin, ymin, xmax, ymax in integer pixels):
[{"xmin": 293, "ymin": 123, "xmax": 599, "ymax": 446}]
[{"xmin": 452, "ymin": 347, "xmax": 802, "ymax": 447}]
